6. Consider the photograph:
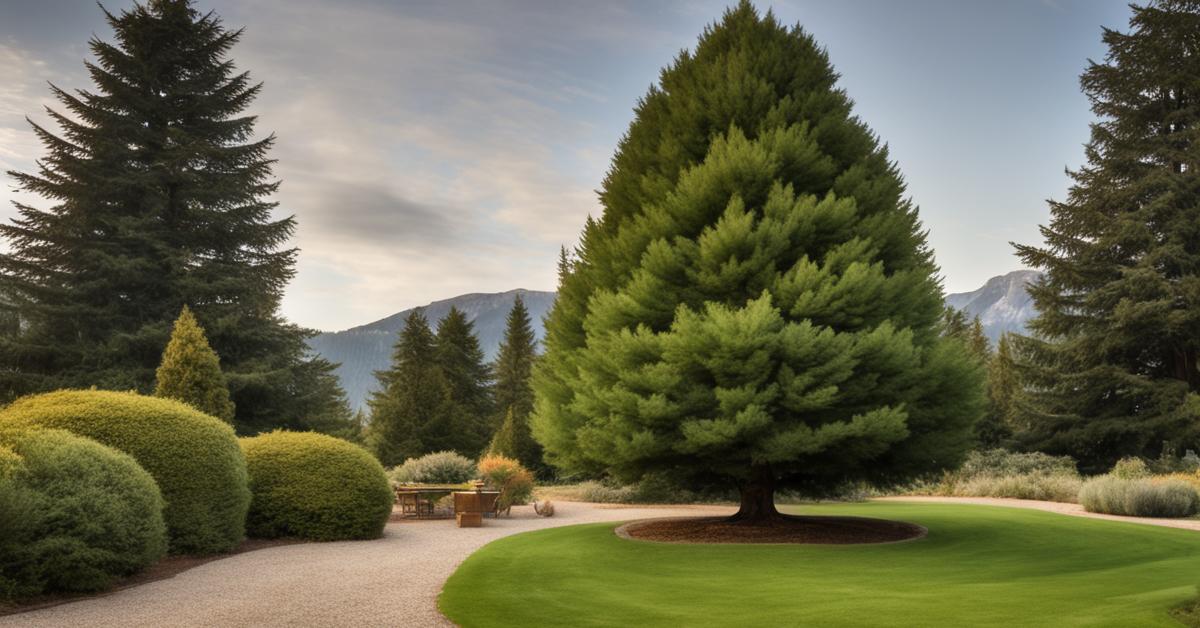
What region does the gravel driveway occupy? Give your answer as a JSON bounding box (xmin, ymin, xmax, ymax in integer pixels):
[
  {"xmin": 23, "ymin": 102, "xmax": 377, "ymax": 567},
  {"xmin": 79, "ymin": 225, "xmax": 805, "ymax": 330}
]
[{"xmin": 0, "ymin": 502, "xmax": 733, "ymax": 628}]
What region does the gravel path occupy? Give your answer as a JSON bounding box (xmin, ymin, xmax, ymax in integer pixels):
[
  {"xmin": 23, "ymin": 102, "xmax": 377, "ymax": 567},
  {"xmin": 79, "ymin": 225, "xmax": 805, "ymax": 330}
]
[
  {"xmin": 876, "ymin": 495, "xmax": 1200, "ymax": 532},
  {"xmin": 0, "ymin": 502, "xmax": 733, "ymax": 628}
]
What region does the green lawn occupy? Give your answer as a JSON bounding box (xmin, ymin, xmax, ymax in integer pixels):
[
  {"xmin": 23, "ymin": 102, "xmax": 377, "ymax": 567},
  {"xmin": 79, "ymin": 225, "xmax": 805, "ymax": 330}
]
[{"xmin": 439, "ymin": 502, "xmax": 1200, "ymax": 627}]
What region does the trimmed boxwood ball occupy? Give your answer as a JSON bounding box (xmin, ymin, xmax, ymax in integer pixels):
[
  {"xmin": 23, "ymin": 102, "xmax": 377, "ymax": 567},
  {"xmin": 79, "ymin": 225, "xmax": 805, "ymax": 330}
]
[
  {"xmin": 0, "ymin": 390, "xmax": 250, "ymax": 554},
  {"xmin": 0, "ymin": 427, "xmax": 167, "ymax": 599},
  {"xmin": 241, "ymin": 430, "xmax": 393, "ymax": 541}
]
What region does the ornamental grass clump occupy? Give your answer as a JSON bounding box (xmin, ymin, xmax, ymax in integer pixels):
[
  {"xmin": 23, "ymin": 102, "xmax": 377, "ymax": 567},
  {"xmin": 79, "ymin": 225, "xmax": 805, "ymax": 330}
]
[
  {"xmin": 0, "ymin": 427, "xmax": 166, "ymax": 600},
  {"xmin": 241, "ymin": 431, "xmax": 393, "ymax": 541},
  {"xmin": 0, "ymin": 390, "xmax": 249, "ymax": 554},
  {"xmin": 389, "ymin": 450, "xmax": 477, "ymax": 485},
  {"xmin": 916, "ymin": 449, "xmax": 1084, "ymax": 503},
  {"xmin": 1080, "ymin": 476, "xmax": 1200, "ymax": 518}
]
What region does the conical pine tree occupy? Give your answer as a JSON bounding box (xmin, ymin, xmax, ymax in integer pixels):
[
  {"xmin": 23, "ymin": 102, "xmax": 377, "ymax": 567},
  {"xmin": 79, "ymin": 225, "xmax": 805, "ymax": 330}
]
[
  {"xmin": 433, "ymin": 307, "xmax": 493, "ymax": 456},
  {"xmin": 154, "ymin": 306, "xmax": 236, "ymax": 422},
  {"xmin": 0, "ymin": 0, "xmax": 345, "ymax": 434},
  {"xmin": 1012, "ymin": 0, "xmax": 1200, "ymax": 470},
  {"xmin": 532, "ymin": 3, "xmax": 983, "ymax": 522},
  {"xmin": 487, "ymin": 295, "xmax": 544, "ymax": 474},
  {"xmin": 367, "ymin": 310, "xmax": 441, "ymax": 466}
]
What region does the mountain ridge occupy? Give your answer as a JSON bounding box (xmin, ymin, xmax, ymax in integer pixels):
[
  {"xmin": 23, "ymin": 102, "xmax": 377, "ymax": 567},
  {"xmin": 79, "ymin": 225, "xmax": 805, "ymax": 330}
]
[{"xmin": 309, "ymin": 271, "xmax": 1041, "ymax": 411}]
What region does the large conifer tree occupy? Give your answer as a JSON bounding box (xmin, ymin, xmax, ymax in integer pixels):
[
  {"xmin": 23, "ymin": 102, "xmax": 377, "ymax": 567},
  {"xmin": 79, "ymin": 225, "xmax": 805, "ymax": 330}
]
[
  {"xmin": 1012, "ymin": 0, "xmax": 1200, "ymax": 470},
  {"xmin": 433, "ymin": 307, "xmax": 493, "ymax": 456},
  {"xmin": 487, "ymin": 295, "xmax": 544, "ymax": 474},
  {"xmin": 532, "ymin": 3, "xmax": 982, "ymax": 522},
  {"xmin": 367, "ymin": 310, "xmax": 441, "ymax": 466},
  {"xmin": 0, "ymin": 0, "xmax": 345, "ymax": 433}
]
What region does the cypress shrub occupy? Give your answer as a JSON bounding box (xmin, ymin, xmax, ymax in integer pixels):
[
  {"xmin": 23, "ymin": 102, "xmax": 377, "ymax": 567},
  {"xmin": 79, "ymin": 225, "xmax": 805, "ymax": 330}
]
[
  {"xmin": 241, "ymin": 431, "xmax": 393, "ymax": 541},
  {"xmin": 0, "ymin": 390, "xmax": 249, "ymax": 554},
  {"xmin": 0, "ymin": 427, "xmax": 166, "ymax": 599}
]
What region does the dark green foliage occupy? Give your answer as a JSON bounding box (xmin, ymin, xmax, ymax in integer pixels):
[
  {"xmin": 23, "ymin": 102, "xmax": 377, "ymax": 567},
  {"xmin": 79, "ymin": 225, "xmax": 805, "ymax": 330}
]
[
  {"xmin": 532, "ymin": 3, "xmax": 983, "ymax": 518},
  {"xmin": 155, "ymin": 306, "xmax": 235, "ymax": 422},
  {"xmin": 433, "ymin": 308, "xmax": 493, "ymax": 455},
  {"xmin": 1012, "ymin": 1, "xmax": 1200, "ymax": 471},
  {"xmin": 368, "ymin": 310, "xmax": 444, "ymax": 466},
  {"xmin": 0, "ymin": 427, "xmax": 167, "ymax": 600},
  {"xmin": 0, "ymin": 0, "xmax": 347, "ymax": 435},
  {"xmin": 0, "ymin": 390, "xmax": 249, "ymax": 554},
  {"xmin": 487, "ymin": 296, "xmax": 544, "ymax": 474},
  {"xmin": 944, "ymin": 309, "xmax": 1013, "ymax": 448},
  {"xmin": 368, "ymin": 308, "xmax": 493, "ymax": 464},
  {"xmin": 240, "ymin": 430, "xmax": 393, "ymax": 541}
]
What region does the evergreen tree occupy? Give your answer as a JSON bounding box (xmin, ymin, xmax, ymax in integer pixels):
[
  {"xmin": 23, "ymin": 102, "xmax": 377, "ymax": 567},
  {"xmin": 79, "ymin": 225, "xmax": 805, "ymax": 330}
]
[
  {"xmin": 981, "ymin": 333, "xmax": 1018, "ymax": 448},
  {"xmin": 154, "ymin": 305, "xmax": 235, "ymax": 422},
  {"xmin": 0, "ymin": 0, "xmax": 345, "ymax": 434},
  {"xmin": 1012, "ymin": 0, "xmax": 1200, "ymax": 470},
  {"xmin": 433, "ymin": 307, "xmax": 493, "ymax": 456},
  {"xmin": 487, "ymin": 295, "xmax": 544, "ymax": 474},
  {"xmin": 367, "ymin": 310, "xmax": 441, "ymax": 466},
  {"xmin": 532, "ymin": 3, "xmax": 984, "ymax": 523}
]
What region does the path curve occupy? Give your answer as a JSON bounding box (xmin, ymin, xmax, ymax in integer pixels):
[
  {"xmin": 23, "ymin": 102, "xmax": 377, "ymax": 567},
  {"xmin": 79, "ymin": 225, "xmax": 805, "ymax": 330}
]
[
  {"xmin": 0, "ymin": 502, "xmax": 733, "ymax": 628},
  {"xmin": 876, "ymin": 495, "xmax": 1200, "ymax": 532}
]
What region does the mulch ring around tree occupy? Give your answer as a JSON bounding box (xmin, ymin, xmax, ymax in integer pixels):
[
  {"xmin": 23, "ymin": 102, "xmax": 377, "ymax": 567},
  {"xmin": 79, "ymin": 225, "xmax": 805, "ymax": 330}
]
[{"xmin": 615, "ymin": 515, "xmax": 927, "ymax": 545}]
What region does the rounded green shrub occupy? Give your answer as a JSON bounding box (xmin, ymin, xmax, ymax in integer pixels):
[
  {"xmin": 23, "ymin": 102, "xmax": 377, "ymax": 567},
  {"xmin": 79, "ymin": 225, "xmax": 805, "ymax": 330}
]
[
  {"xmin": 241, "ymin": 430, "xmax": 393, "ymax": 541},
  {"xmin": 0, "ymin": 427, "xmax": 167, "ymax": 599},
  {"xmin": 0, "ymin": 390, "xmax": 249, "ymax": 554},
  {"xmin": 389, "ymin": 450, "xmax": 477, "ymax": 485}
]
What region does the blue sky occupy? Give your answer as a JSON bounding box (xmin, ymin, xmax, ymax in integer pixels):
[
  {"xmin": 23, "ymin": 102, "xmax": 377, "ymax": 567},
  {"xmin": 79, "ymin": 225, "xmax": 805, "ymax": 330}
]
[{"xmin": 0, "ymin": 0, "xmax": 1131, "ymax": 330}]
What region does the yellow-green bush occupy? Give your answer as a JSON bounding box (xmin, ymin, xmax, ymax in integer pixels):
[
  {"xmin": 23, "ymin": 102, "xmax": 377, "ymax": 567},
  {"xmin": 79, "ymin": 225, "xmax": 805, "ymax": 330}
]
[
  {"xmin": 0, "ymin": 427, "xmax": 166, "ymax": 600},
  {"xmin": 0, "ymin": 390, "xmax": 249, "ymax": 554},
  {"xmin": 240, "ymin": 431, "xmax": 392, "ymax": 541}
]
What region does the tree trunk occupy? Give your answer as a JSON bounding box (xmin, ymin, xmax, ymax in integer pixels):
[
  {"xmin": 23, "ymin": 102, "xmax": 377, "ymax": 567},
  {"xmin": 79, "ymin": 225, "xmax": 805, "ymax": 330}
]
[{"xmin": 727, "ymin": 464, "xmax": 782, "ymax": 525}]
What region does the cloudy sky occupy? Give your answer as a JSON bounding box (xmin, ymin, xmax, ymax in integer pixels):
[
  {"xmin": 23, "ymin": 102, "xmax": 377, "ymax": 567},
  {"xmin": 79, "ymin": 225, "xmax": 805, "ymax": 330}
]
[{"xmin": 1, "ymin": 0, "xmax": 1131, "ymax": 331}]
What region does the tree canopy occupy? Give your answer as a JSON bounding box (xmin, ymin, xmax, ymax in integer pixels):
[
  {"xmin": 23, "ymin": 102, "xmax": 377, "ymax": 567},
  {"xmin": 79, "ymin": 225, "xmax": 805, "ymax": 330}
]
[
  {"xmin": 1012, "ymin": 0, "xmax": 1200, "ymax": 471},
  {"xmin": 0, "ymin": 0, "xmax": 348, "ymax": 435},
  {"xmin": 154, "ymin": 305, "xmax": 235, "ymax": 422},
  {"xmin": 532, "ymin": 2, "xmax": 983, "ymax": 522}
]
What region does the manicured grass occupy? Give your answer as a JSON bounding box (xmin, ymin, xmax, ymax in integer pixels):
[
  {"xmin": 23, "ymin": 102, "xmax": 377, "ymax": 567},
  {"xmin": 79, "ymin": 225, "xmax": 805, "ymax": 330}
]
[{"xmin": 439, "ymin": 502, "xmax": 1200, "ymax": 627}]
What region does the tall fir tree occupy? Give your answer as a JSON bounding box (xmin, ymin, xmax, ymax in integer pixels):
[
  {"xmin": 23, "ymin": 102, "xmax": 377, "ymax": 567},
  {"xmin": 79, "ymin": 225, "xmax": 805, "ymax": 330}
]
[
  {"xmin": 433, "ymin": 307, "xmax": 493, "ymax": 456},
  {"xmin": 532, "ymin": 3, "xmax": 983, "ymax": 523},
  {"xmin": 367, "ymin": 310, "xmax": 441, "ymax": 466},
  {"xmin": 486, "ymin": 294, "xmax": 544, "ymax": 474},
  {"xmin": 982, "ymin": 333, "xmax": 1018, "ymax": 448},
  {"xmin": 0, "ymin": 0, "xmax": 346, "ymax": 434},
  {"xmin": 1012, "ymin": 0, "xmax": 1200, "ymax": 470},
  {"xmin": 154, "ymin": 305, "xmax": 235, "ymax": 422}
]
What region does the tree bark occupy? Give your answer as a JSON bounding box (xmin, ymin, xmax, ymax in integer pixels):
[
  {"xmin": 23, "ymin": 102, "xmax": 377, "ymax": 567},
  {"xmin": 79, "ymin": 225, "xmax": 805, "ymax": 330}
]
[{"xmin": 727, "ymin": 464, "xmax": 783, "ymax": 525}]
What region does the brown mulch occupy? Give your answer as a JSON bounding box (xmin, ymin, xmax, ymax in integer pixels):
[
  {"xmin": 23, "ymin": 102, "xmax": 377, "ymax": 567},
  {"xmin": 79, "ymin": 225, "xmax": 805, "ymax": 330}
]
[
  {"xmin": 616, "ymin": 515, "xmax": 927, "ymax": 545},
  {"xmin": 0, "ymin": 537, "xmax": 306, "ymax": 617}
]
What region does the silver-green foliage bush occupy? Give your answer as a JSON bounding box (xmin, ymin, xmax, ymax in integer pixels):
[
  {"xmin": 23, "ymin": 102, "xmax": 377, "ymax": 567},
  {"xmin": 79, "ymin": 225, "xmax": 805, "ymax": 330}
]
[
  {"xmin": 950, "ymin": 473, "xmax": 1083, "ymax": 503},
  {"xmin": 1080, "ymin": 476, "xmax": 1200, "ymax": 518},
  {"xmin": 389, "ymin": 451, "xmax": 477, "ymax": 485},
  {"xmin": 958, "ymin": 449, "xmax": 1078, "ymax": 479}
]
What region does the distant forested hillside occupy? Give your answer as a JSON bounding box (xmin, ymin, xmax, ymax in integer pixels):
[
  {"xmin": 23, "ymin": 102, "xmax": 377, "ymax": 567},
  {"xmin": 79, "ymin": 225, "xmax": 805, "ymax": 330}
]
[{"xmin": 307, "ymin": 290, "xmax": 555, "ymax": 410}]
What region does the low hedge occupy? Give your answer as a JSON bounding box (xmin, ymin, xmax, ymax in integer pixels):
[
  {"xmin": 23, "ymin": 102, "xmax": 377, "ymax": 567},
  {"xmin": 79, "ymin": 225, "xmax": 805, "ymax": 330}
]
[
  {"xmin": 241, "ymin": 431, "xmax": 393, "ymax": 541},
  {"xmin": 1079, "ymin": 476, "xmax": 1200, "ymax": 518},
  {"xmin": 0, "ymin": 427, "xmax": 167, "ymax": 599},
  {"xmin": 0, "ymin": 390, "xmax": 249, "ymax": 554}
]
